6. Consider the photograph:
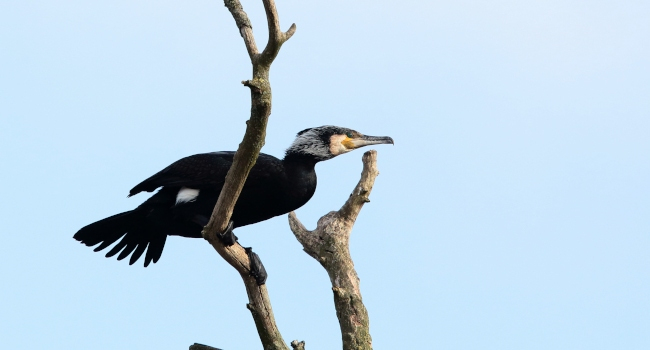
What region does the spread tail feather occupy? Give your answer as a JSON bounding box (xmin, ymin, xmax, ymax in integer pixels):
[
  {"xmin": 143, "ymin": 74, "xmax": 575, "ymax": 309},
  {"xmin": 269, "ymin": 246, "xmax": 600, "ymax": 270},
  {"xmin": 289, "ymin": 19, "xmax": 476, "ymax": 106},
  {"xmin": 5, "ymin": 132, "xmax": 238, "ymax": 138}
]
[{"xmin": 73, "ymin": 210, "xmax": 166, "ymax": 267}]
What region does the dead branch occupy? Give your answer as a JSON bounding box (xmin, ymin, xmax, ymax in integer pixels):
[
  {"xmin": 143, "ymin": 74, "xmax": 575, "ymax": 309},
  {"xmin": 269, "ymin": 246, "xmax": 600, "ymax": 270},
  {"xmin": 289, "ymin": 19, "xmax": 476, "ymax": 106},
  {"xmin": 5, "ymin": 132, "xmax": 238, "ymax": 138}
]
[
  {"xmin": 198, "ymin": 0, "xmax": 296, "ymax": 349},
  {"xmin": 288, "ymin": 150, "xmax": 379, "ymax": 350}
]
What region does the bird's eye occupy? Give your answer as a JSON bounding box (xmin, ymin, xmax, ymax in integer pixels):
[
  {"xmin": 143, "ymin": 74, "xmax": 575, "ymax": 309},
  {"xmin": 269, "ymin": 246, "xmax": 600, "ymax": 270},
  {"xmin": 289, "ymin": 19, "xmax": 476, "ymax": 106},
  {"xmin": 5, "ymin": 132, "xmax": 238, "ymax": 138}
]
[{"xmin": 346, "ymin": 132, "xmax": 354, "ymax": 138}]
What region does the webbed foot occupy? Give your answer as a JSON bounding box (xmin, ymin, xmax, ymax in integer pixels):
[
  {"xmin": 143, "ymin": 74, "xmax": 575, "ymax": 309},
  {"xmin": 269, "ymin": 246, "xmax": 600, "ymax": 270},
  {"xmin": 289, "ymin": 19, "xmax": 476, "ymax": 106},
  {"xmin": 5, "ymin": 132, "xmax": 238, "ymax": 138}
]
[{"xmin": 244, "ymin": 247, "xmax": 267, "ymax": 285}]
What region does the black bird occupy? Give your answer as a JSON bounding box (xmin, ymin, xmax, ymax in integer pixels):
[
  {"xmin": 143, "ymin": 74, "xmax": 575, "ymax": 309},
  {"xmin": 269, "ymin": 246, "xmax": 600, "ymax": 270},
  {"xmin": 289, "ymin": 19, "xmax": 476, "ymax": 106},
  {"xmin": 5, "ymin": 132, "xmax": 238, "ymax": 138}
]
[{"xmin": 74, "ymin": 126, "xmax": 393, "ymax": 281}]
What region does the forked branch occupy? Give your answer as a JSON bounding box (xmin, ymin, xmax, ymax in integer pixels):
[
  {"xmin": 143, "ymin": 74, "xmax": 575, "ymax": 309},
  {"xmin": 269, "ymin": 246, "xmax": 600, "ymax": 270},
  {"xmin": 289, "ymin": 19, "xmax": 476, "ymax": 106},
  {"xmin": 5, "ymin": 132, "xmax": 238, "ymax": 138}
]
[
  {"xmin": 288, "ymin": 151, "xmax": 379, "ymax": 350},
  {"xmin": 224, "ymin": 0, "xmax": 296, "ymax": 67},
  {"xmin": 198, "ymin": 0, "xmax": 296, "ymax": 349}
]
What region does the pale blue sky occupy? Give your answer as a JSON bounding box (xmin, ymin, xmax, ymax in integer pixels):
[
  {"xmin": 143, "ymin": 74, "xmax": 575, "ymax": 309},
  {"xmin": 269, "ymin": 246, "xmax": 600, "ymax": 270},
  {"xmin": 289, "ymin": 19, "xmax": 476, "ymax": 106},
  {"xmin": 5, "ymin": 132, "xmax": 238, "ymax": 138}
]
[{"xmin": 1, "ymin": 1, "xmax": 648, "ymax": 349}]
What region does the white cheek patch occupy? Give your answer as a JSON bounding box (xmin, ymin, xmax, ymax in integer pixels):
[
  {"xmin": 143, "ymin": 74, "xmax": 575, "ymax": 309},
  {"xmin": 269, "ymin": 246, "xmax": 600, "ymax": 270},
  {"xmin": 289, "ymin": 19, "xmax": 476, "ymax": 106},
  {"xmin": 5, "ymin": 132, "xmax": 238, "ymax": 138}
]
[
  {"xmin": 176, "ymin": 187, "xmax": 200, "ymax": 205},
  {"xmin": 329, "ymin": 134, "xmax": 350, "ymax": 156}
]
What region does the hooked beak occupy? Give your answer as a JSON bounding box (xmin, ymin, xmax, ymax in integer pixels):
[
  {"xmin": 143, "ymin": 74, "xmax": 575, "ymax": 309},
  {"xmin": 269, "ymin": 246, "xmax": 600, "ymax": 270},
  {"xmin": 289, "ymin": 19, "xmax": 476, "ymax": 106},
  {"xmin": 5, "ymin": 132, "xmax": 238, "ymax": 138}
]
[{"xmin": 346, "ymin": 135, "xmax": 394, "ymax": 149}]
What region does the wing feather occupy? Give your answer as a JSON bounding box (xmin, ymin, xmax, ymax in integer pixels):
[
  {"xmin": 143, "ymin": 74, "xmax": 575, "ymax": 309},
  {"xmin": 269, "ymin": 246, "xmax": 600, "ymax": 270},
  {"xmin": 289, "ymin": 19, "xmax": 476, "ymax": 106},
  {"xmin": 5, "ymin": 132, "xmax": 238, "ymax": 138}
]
[{"xmin": 128, "ymin": 152, "xmax": 235, "ymax": 196}]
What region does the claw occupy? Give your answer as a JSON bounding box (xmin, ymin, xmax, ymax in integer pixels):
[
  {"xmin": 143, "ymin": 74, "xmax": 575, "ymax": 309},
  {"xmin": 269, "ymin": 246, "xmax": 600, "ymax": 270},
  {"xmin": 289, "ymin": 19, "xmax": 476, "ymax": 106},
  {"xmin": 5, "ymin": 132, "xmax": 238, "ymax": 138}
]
[{"xmin": 217, "ymin": 220, "xmax": 238, "ymax": 246}]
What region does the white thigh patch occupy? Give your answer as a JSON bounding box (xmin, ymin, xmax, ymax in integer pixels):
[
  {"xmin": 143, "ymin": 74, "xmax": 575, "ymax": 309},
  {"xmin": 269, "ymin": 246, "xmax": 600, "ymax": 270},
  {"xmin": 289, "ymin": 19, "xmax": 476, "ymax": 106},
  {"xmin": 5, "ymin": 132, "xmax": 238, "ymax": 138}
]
[{"xmin": 176, "ymin": 187, "xmax": 200, "ymax": 205}]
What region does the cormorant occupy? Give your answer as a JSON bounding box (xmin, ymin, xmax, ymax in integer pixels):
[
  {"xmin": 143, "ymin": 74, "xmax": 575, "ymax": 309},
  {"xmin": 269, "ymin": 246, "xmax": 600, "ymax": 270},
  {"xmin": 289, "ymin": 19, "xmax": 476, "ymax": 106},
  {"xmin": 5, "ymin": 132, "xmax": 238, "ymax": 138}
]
[{"xmin": 74, "ymin": 126, "xmax": 393, "ymax": 283}]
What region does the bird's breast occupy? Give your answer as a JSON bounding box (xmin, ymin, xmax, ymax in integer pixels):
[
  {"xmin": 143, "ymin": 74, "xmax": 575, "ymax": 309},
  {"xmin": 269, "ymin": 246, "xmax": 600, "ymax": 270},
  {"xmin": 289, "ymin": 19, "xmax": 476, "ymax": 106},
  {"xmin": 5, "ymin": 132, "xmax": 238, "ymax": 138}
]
[{"xmin": 229, "ymin": 164, "xmax": 316, "ymax": 228}]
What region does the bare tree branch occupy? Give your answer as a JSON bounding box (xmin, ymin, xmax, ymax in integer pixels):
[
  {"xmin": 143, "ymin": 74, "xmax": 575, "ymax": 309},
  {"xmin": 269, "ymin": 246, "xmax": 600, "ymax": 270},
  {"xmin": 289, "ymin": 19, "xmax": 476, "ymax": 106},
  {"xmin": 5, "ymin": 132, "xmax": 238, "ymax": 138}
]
[
  {"xmin": 288, "ymin": 150, "xmax": 379, "ymax": 350},
  {"xmin": 224, "ymin": 0, "xmax": 258, "ymax": 59},
  {"xmin": 197, "ymin": 1, "xmax": 297, "ymax": 349},
  {"xmin": 258, "ymin": 0, "xmax": 296, "ymax": 66}
]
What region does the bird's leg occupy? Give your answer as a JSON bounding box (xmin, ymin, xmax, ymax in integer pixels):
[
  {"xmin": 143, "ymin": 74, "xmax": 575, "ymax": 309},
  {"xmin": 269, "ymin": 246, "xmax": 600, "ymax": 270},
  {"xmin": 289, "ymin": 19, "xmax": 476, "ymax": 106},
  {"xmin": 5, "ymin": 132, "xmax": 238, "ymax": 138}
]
[
  {"xmin": 195, "ymin": 215, "xmax": 263, "ymax": 283},
  {"xmin": 195, "ymin": 216, "xmax": 238, "ymax": 245},
  {"xmin": 217, "ymin": 220, "xmax": 238, "ymax": 246},
  {"xmin": 244, "ymin": 247, "xmax": 267, "ymax": 285}
]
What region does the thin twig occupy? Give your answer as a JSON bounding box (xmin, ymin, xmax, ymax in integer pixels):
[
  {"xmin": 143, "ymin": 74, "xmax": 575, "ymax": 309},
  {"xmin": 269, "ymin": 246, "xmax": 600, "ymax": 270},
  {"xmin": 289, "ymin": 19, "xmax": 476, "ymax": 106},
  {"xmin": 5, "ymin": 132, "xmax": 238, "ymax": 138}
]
[
  {"xmin": 224, "ymin": 0, "xmax": 258, "ymax": 59},
  {"xmin": 258, "ymin": 0, "xmax": 296, "ymax": 65}
]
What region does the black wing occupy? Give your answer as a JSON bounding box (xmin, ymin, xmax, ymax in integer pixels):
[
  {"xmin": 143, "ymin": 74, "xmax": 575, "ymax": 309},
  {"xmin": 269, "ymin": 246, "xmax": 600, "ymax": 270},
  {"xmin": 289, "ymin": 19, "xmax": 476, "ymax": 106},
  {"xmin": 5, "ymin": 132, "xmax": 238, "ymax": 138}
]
[
  {"xmin": 129, "ymin": 152, "xmax": 235, "ymax": 196},
  {"xmin": 128, "ymin": 152, "xmax": 284, "ymax": 196}
]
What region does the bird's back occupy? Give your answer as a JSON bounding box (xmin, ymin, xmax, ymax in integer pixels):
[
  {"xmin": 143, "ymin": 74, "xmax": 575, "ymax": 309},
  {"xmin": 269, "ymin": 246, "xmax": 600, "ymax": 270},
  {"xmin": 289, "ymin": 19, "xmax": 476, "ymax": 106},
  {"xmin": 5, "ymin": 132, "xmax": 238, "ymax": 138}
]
[{"xmin": 132, "ymin": 151, "xmax": 317, "ymax": 231}]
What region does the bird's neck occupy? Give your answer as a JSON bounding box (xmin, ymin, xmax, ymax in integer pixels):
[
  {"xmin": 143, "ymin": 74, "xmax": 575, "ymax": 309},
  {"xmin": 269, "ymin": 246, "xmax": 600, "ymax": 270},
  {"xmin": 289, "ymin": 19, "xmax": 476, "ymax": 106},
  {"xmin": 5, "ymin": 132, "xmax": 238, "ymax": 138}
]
[
  {"xmin": 281, "ymin": 152, "xmax": 319, "ymax": 207},
  {"xmin": 282, "ymin": 151, "xmax": 321, "ymax": 168}
]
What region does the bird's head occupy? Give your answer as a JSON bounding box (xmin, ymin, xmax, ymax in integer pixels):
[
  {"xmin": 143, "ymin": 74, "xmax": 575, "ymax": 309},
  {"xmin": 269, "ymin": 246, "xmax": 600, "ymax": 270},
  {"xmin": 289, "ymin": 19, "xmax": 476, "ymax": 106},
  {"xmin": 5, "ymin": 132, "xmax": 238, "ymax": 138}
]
[{"xmin": 285, "ymin": 125, "xmax": 394, "ymax": 162}]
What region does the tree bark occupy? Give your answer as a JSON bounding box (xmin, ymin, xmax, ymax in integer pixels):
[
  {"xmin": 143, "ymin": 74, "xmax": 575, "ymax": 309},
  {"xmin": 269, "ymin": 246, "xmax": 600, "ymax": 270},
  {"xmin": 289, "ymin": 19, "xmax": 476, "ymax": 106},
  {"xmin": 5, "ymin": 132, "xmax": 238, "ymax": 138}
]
[
  {"xmin": 198, "ymin": 1, "xmax": 295, "ymax": 349},
  {"xmin": 195, "ymin": 1, "xmax": 380, "ymax": 349},
  {"xmin": 288, "ymin": 150, "xmax": 379, "ymax": 350}
]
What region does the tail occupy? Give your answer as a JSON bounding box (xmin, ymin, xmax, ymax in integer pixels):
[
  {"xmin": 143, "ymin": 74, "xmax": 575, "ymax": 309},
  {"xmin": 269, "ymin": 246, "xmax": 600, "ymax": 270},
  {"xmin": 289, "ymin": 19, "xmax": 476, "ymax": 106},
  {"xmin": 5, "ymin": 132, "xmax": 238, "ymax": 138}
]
[{"xmin": 73, "ymin": 209, "xmax": 167, "ymax": 267}]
